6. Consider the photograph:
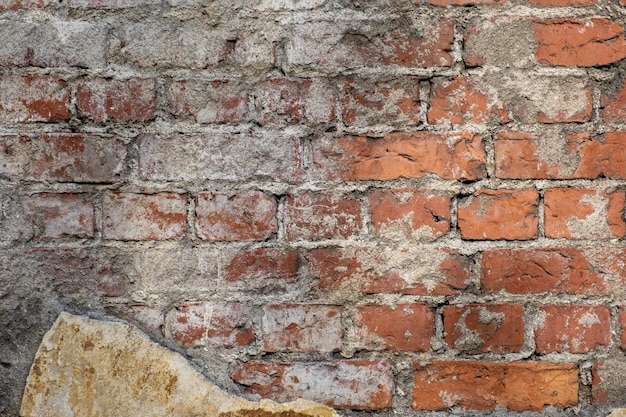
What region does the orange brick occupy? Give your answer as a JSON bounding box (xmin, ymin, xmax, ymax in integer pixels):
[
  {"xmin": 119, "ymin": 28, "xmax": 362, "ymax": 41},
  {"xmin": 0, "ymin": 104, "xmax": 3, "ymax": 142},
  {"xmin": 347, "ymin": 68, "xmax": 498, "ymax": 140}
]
[
  {"xmin": 458, "ymin": 189, "xmax": 539, "ymax": 240},
  {"xmin": 412, "ymin": 361, "xmax": 578, "ymax": 411}
]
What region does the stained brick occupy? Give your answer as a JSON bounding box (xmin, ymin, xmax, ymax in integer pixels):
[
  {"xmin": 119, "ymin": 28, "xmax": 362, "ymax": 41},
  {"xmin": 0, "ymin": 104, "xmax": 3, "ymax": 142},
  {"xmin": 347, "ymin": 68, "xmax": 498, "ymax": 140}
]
[
  {"xmin": 262, "ymin": 304, "xmax": 343, "ymax": 352},
  {"xmin": 369, "ymin": 188, "xmax": 450, "ymax": 241},
  {"xmin": 167, "ymin": 302, "xmax": 254, "ymax": 348},
  {"xmin": 196, "ymin": 191, "xmax": 276, "ymax": 242},
  {"xmin": 412, "ymin": 362, "xmax": 578, "ymax": 411},
  {"xmin": 495, "ymin": 132, "xmax": 626, "ymax": 180},
  {"xmin": 22, "ymin": 193, "xmax": 94, "ymax": 239},
  {"xmin": 354, "ymin": 303, "xmax": 433, "ymax": 352},
  {"xmin": 341, "ymin": 77, "xmax": 420, "ymax": 126},
  {"xmin": 0, "ymin": 76, "xmax": 69, "ymax": 123},
  {"xmin": 232, "ymin": 361, "xmax": 393, "ymax": 410},
  {"xmin": 602, "ymin": 80, "xmax": 626, "ymax": 123},
  {"xmin": 312, "ymin": 131, "xmax": 486, "ymax": 181},
  {"xmin": 306, "ymin": 247, "xmax": 470, "ymax": 296},
  {"xmin": 103, "ymin": 193, "xmax": 187, "ymax": 241},
  {"xmin": 535, "ymin": 305, "xmax": 610, "ymax": 353},
  {"xmin": 0, "ymin": 0, "xmax": 53, "ymax": 9},
  {"xmin": 77, "ymin": 78, "xmax": 157, "ymax": 123},
  {"xmin": 0, "ymin": 134, "xmax": 126, "ymax": 183},
  {"xmin": 221, "ymin": 247, "xmax": 299, "ymax": 284},
  {"xmin": 168, "ymin": 79, "xmax": 248, "ymax": 124},
  {"xmin": 284, "ymin": 192, "xmax": 361, "ymax": 241},
  {"xmin": 443, "ymin": 304, "xmax": 524, "ymax": 354},
  {"xmin": 544, "ymin": 189, "xmax": 626, "ymax": 239},
  {"xmin": 458, "ymin": 190, "xmax": 539, "ymax": 240}
]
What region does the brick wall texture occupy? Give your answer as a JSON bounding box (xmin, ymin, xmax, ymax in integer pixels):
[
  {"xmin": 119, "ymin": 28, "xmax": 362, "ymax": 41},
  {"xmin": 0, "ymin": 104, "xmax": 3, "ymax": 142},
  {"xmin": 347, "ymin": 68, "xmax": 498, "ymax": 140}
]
[{"xmin": 2, "ymin": 0, "xmax": 626, "ymax": 415}]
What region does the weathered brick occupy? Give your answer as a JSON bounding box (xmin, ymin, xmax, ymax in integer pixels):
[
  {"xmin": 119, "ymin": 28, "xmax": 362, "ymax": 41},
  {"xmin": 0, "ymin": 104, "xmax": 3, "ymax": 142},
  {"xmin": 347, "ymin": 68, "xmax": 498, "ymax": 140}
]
[
  {"xmin": 464, "ymin": 18, "xmax": 536, "ymax": 68},
  {"xmin": 103, "ymin": 193, "xmax": 187, "ymax": 241},
  {"xmin": 591, "ymin": 360, "xmax": 626, "ymax": 405},
  {"xmin": 412, "ymin": 362, "xmax": 578, "ymax": 411},
  {"xmin": 482, "ymin": 248, "xmax": 614, "ymax": 295},
  {"xmin": 286, "ymin": 20, "xmax": 454, "ymax": 72},
  {"xmin": 255, "ymin": 0, "xmax": 325, "ymax": 9},
  {"xmin": 429, "ymin": 0, "xmax": 503, "ymax": 5},
  {"xmin": 167, "ymin": 80, "xmax": 248, "ymax": 124},
  {"xmin": 221, "ymin": 247, "xmax": 299, "ymax": 285},
  {"xmin": 0, "ymin": 0, "xmax": 53, "ymax": 10},
  {"xmin": 254, "ymin": 78, "xmax": 335, "ymax": 125},
  {"xmin": 369, "ymin": 188, "xmax": 450, "ymax": 241},
  {"xmin": 312, "ymin": 132, "xmax": 486, "ymax": 181},
  {"xmin": 0, "ymin": 20, "xmax": 107, "ymax": 68},
  {"xmin": 167, "ymin": 301, "xmax": 254, "ymax": 348},
  {"xmin": 530, "ymin": 0, "xmax": 594, "ymax": 6},
  {"xmin": 428, "ymin": 77, "xmax": 508, "ymax": 125},
  {"xmin": 262, "ymin": 304, "xmax": 343, "ymax": 352},
  {"xmin": 22, "ymin": 193, "xmax": 94, "ymax": 239},
  {"xmin": 341, "ymin": 77, "xmax": 420, "ymax": 126},
  {"xmin": 533, "ymin": 19, "xmax": 626, "ymax": 67},
  {"xmin": 0, "ymin": 134, "xmax": 126, "ymax": 183},
  {"xmin": 139, "ymin": 133, "xmax": 301, "ymax": 183},
  {"xmin": 284, "ymin": 192, "xmax": 361, "ymax": 241},
  {"xmin": 544, "ymin": 188, "xmax": 626, "ymax": 239},
  {"xmin": 0, "ymin": 76, "xmax": 69, "ymax": 123},
  {"xmin": 458, "ymin": 190, "xmax": 539, "ymax": 240},
  {"xmin": 354, "ymin": 303, "xmax": 433, "ymax": 352},
  {"xmin": 535, "ymin": 305, "xmax": 610, "ymax": 353},
  {"xmin": 306, "ymin": 247, "xmax": 470, "ymax": 296},
  {"xmin": 232, "ymin": 361, "xmax": 393, "ymax": 410},
  {"xmin": 105, "ymin": 304, "xmax": 165, "ymax": 336},
  {"xmin": 495, "ymin": 132, "xmax": 626, "ymax": 179},
  {"xmin": 77, "ymin": 78, "xmax": 157, "ymax": 123},
  {"xmin": 602, "ymin": 80, "xmax": 626, "ymax": 123},
  {"xmin": 443, "ymin": 304, "xmax": 524, "ymax": 354},
  {"xmin": 195, "ymin": 191, "xmax": 276, "ymax": 242},
  {"xmin": 120, "ymin": 23, "xmax": 274, "ymax": 70},
  {"xmin": 70, "ymin": 0, "xmax": 159, "ymax": 8}
]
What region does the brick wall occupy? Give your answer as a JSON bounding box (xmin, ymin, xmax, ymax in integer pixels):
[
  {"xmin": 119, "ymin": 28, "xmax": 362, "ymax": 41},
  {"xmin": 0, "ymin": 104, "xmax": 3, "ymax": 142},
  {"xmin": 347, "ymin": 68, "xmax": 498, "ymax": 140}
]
[{"xmin": 1, "ymin": 0, "xmax": 626, "ymax": 415}]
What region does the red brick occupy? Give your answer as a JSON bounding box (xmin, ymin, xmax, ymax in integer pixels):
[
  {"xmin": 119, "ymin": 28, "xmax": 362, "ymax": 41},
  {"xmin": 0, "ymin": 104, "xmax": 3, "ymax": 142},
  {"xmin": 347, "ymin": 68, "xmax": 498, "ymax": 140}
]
[
  {"xmin": 139, "ymin": 133, "xmax": 302, "ymax": 183},
  {"xmin": 428, "ymin": 77, "xmax": 508, "ymax": 125},
  {"xmin": 443, "ymin": 304, "xmax": 524, "ymax": 354},
  {"xmin": 482, "ymin": 248, "xmax": 611, "ymax": 295},
  {"xmin": 0, "ymin": 134, "xmax": 126, "ymax": 183},
  {"xmin": 195, "ymin": 191, "xmax": 276, "ymax": 242},
  {"xmin": 530, "ymin": 0, "xmax": 594, "ymax": 5},
  {"xmin": 254, "ymin": 78, "xmax": 335, "ymax": 126},
  {"xmin": 602, "ymin": 80, "xmax": 626, "ymax": 123},
  {"xmin": 168, "ymin": 79, "xmax": 248, "ymax": 124},
  {"xmin": 341, "ymin": 77, "xmax": 419, "ymax": 126},
  {"xmin": 354, "ymin": 303, "xmax": 433, "ymax": 352},
  {"xmin": 313, "ymin": 131, "xmax": 486, "ymax": 181},
  {"xmin": 533, "ymin": 19, "xmax": 626, "ymax": 67},
  {"xmin": 535, "ymin": 305, "xmax": 610, "ymax": 353},
  {"xmin": 306, "ymin": 247, "xmax": 470, "ymax": 296},
  {"xmin": 167, "ymin": 302, "xmax": 254, "ymax": 348},
  {"xmin": 285, "ymin": 192, "xmax": 361, "ymax": 241},
  {"xmin": 496, "ymin": 132, "xmax": 626, "ymax": 179},
  {"xmin": 429, "ymin": 0, "xmax": 504, "ymax": 5},
  {"xmin": 412, "ymin": 361, "xmax": 578, "ymax": 411},
  {"xmin": 232, "ymin": 361, "xmax": 393, "ymax": 410},
  {"xmin": 0, "ymin": 76, "xmax": 69, "ymax": 123},
  {"xmin": 22, "ymin": 193, "xmax": 94, "ymax": 239},
  {"xmin": 103, "ymin": 192, "xmax": 187, "ymax": 241},
  {"xmin": 77, "ymin": 78, "xmax": 156, "ymax": 123},
  {"xmin": 221, "ymin": 247, "xmax": 299, "ymax": 284},
  {"xmin": 287, "ymin": 20, "xmax": 454, "ymax": 70},
  {"xmin": 458, "ymin": 189, "xmax": 539, "ymax": 240},
  {"xmin": 370, "ymin": 188, "xmax": 450, "ymax": 241},
  {"xmin": 262, "ymin": 304, "xmax": 343, "ymax": 352},
  {"xmin": 544, "ymin": 188, "xmax": 626, "ymax": 239},
  {"xmin": 0, "ymin": 0, "xmax": 52, "ymax": 9}
]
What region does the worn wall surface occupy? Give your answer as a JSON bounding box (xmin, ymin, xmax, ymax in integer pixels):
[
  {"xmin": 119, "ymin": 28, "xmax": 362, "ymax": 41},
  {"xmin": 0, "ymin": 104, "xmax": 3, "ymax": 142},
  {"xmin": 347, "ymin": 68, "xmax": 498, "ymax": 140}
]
[{"xmin": 1, "ymin": 0, "xmax": 626, "ymax": 415}]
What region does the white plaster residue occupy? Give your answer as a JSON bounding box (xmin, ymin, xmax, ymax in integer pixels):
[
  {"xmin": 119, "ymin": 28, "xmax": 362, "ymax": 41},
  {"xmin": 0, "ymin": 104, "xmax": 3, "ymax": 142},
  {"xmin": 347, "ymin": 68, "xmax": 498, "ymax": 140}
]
[{"xmin": 566, "ymin": 192, "xmax": 612, "ymax": 239}]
